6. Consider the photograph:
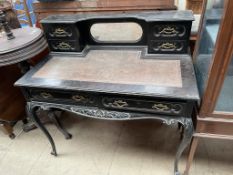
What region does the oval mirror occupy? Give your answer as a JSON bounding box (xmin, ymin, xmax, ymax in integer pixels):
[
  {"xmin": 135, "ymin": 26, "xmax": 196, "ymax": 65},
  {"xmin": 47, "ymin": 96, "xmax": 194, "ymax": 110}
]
[{"xmin": 90, "ymin": 22, "xmax": 143, "ymax": 43}]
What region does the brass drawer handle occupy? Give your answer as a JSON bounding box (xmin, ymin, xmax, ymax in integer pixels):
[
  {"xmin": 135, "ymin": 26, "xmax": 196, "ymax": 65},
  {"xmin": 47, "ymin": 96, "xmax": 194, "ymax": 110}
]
[
  {"xmin": 40, "ymin": 92, "xmax": 53, "ymax": 99},
  {"xmin": 152, "ymin": 103, "xmax": 183, "ymax": 114},
  {"xmin": 51, "ymin": 41, "xmax": 75, "ymax": 51},
  {"xmin": 152, "ymin": 103, "xmax": 170, "ymax": 111},
  {"xmin": 57, "ymin": 42, "xmax": 72, "ymax": 49},
  {"xmin": 159, "ymin": 26, "xmax": 179, "ymax": 35},
  {"xmin": 153, "ymin": 42, "xmax": 184, "ymax": 52},
  {"xmin": 72, "ymin": 95, "xmax": 86, "ymax": 102},
  {"xmin": 112, "ymin": 100, "xmax": 128, "ymax": 108},
  {"xmin": 154, "ymin": 25, "xmax": 186, "ymax": 37},
  {"xmin": 49, "ymin": 28, "xmax": 73, "ymax": 37},
  {"xmin": 159, "ymin": 43, "xmax": 177, "ymax": 50}
]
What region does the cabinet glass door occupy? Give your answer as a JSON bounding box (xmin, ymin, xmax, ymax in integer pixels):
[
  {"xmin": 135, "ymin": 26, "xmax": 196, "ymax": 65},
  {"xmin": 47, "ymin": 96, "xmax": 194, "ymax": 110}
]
[
  {"xmin": 194, "ymin": 0, "xmax": 225, "ymax": 97},
  {"xmin": 215, "ymin": 55, "xmax": 233, "ymax": 112}
]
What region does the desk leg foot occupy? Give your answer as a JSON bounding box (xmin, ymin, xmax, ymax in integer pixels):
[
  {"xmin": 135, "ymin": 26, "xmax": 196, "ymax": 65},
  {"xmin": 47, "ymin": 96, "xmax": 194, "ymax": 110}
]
[
  {"xmin": 27, "ymin": 103, "xmax": 57, "ymax": 156},
  {"xmin": 174, "ymin": 118, "xmax": 193, "ymax": 175},
  {"xmin": 51, "ymin": 150, "xmax": 58, "ymax": 156},
  {"xmin": 48, "ymin": 110, "xmax": 72, "ymax": 140},
  {"xmin": 9, "ymin": 133, "xmax": 16, "ymax": 139},
  {"xmin": 0, "ymin": 122, "xmax": 16, "ymax": 139}
]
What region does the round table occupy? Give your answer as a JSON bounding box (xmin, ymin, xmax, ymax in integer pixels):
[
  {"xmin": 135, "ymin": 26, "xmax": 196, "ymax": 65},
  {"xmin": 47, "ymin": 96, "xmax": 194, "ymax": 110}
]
[
  {"xmin": 0, "ymin": 27, "xmax": 48, "ymax": 69},
  {"xmin": 0, "ymin": 25, "xmax": 48, "ymax": 138}
]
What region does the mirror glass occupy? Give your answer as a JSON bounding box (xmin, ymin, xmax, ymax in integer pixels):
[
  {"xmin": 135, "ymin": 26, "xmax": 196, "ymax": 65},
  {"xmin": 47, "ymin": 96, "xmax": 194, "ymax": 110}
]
[{"xmin": 90, "ymin": 22, "xmax": 143, "ymax": 43}]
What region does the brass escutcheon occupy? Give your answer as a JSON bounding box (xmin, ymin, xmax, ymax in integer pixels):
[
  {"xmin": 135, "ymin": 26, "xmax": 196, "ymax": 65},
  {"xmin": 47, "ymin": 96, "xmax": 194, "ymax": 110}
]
[
  {"xmin": 72, "ymin": 95, "xmax": 86, "ymax": 102},
  {"xmin": 40, "ymin": 92, "xmax": 53, "ymax": 99}
]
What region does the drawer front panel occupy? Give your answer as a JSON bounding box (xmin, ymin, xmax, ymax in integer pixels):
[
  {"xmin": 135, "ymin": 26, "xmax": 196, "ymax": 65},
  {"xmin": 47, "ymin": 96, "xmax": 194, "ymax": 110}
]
[
  {"xmin": 149, "ymin": 22, "xmax": 192, "ymax": 40},
  {"xmin": 48, "ymin": 40, "xmax": 81, "ymax": 52},
  {"xmin": 102, "ymin": 97, "xmax": 186, "ymax": 116},
  {"xmin": 29, "ymin": 89, "xmax": 187, "ymax": 116},
  {"xmin": 30, "ymin": 89, "xmax": 99, "ymax": 107},
  {"xmin": 148, "ymin": 40, "xmax": 188, "ymax": 54},
  {"xmin": 43, "ymin": 24, "xmax": 79, "ymax": 40}
]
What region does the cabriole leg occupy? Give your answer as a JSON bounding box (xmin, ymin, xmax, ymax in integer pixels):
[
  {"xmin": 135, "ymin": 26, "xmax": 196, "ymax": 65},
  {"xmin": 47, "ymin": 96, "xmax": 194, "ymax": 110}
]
[
  {"xmin": 48, "ymin": 110, "xmax": 72, "ymax": 139},
  {"xmin": 174, "ymin": 118, "xmax": 193, "ymax": 175},
  {"xmin": 26, "ymin": 103, "xmax": 57, "ymax": 156}
]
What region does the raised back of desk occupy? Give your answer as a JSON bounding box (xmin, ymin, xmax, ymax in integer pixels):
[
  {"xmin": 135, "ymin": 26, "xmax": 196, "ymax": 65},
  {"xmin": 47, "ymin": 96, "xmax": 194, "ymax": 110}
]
[{"xmin": 41, "ymin": 10, "xmax": 194, "ymax": 54}]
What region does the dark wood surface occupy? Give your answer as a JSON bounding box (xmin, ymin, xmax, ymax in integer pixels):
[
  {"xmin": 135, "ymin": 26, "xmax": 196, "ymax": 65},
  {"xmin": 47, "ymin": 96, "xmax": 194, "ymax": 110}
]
[
  {"xmin": 0, "ymin": 65, "xmax": 25, "ymax": 121},
  {"xmin": 0, "ymin": 65, "xmax": 25, "ymax": 137},
  {"xmin": 17, "ymin": 46, "xmax": 199, "ymax": 173},
  {"xmin": 41, "ymin": 10, "xmax": 194, "ymax": 23},
  {"xmin": 15, "ymin": 47, "xmax": 199, "ymax": 101},
  {"xmin": 41, "ymin": 11, "xmax": 194, "ymax": 54},
  {"xmin": 15, "ymin": 10, "xmax": 199, "ymax": 175}
]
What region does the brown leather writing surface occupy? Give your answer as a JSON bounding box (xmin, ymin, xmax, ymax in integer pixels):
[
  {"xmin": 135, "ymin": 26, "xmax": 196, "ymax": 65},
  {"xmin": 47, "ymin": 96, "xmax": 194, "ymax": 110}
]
[{"xmin": 34, "ymin": 50, "xmax": 182, "ymax": 87}]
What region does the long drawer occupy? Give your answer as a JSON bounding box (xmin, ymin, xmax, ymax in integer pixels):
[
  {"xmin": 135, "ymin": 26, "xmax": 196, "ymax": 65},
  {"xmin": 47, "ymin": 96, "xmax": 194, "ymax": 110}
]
[{"xmin": 27, "ymin": 88, "xmax": 188, "ymax": 116}]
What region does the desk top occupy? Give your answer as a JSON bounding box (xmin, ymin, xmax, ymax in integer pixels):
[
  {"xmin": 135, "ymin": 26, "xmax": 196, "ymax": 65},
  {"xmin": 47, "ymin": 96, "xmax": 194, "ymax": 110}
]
[
  {"xmin": 15, "ymin": 47, "xmax": 199, "ymax": 101},
  {"xmin": 41, "ymin": 10, "xmax": 194, "ymax": 24}
]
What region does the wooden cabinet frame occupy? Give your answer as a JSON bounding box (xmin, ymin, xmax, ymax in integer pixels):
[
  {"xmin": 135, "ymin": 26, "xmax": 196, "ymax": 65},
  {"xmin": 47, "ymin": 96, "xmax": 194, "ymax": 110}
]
[
  {"xmin": 185, "ymin": 0, "xmax": 233, "ymax": 174},
  {"xmin": 199, "ymin": 0, "xmax": 233, "ymax": 119}
]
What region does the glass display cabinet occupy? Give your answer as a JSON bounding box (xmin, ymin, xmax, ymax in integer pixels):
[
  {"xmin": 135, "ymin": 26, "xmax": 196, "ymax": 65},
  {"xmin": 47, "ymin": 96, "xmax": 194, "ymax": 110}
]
[{"xmin": 185, "ymin": 0, "xmax": 233, "ymax": 174}]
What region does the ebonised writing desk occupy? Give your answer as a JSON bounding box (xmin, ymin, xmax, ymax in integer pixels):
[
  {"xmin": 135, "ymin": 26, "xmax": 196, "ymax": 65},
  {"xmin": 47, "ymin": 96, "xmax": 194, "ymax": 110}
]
[{"xmin": 15, "ymin": 11, "xmax": 199, "ymax": 175}]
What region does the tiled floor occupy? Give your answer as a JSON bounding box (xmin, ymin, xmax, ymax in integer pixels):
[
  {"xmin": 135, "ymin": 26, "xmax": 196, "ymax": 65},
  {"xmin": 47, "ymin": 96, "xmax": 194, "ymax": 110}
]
[{"xmin": 0, "ymin": 113, "xmax": 232, "ymax": 175}]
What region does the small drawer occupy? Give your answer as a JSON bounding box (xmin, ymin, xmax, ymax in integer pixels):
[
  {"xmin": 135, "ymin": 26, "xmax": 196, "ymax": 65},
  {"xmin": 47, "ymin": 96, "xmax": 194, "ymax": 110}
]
[
  {"xmin": 148, "ymin": 40, "xmax": 188, "ymax": 54},
  {"xmin": 30, "ymin": 90, "xmax": 65, "ymax": 101},
  {"xmin": 48, "ymin": 40, "xmax": 82, "ymax": 52},
  {"xmin": 102, "ymin": 97, "xmax": 186, "ymax": 116},
  {"xmin": 29, "ymin": 89, "xmax": 97, "ymax": 106},
  {"xmin": 148, "ymin": 22, "xmax": 192, "ymax": 40},
  {"xmin": 42, "ymin": 23, "xmax": 79, "ymax": 39}
]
